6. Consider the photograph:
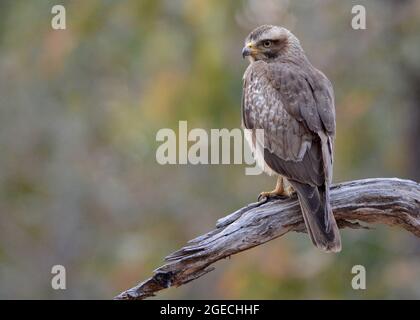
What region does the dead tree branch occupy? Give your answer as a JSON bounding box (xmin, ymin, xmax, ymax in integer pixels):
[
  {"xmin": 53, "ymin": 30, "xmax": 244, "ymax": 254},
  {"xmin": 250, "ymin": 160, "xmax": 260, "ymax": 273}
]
[{"xmin": 114, "ymin": 178, "xmax": 420, "ymax": 300}]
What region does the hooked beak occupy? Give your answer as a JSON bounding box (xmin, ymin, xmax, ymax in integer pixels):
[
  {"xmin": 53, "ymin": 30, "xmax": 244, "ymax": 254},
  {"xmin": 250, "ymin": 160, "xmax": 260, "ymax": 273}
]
[
  {"xmin": 242, "ymin": 47, "xmax": 252, "ymax": 58},
  {"xmin": 242, "ymin": 42, "xmax": 256, "ymax": 58}
]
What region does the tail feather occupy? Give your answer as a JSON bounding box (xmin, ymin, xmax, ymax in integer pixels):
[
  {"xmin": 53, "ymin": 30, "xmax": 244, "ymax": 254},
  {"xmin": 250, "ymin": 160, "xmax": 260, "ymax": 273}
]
[{"xmin": 290, "ymin": 180, "xmax": 341, "ymax": 253}]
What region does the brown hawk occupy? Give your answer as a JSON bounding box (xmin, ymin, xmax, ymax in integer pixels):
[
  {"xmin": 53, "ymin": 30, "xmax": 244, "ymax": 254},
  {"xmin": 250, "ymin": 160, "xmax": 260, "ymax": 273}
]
[{"xmin": 241, "ymin": 25, "xmax": 341, "ymax": 252}]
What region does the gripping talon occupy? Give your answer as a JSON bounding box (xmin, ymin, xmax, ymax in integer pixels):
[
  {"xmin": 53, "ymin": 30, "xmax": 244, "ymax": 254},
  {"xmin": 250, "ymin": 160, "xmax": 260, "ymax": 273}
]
[
  {"xmin": 257, "ymin": 191, "xmax": 287, "ymax": 202},
  {"xmin": 257, "ymin": 177, "xmax": 295, "ymax": 202}
]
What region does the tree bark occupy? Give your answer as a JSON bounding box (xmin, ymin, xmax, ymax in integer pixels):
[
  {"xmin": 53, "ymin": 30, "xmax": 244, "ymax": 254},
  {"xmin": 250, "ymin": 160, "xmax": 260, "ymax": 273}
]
[{"xmin": 114, "ymin": 178, "xmax": 420, "ymax": 300}]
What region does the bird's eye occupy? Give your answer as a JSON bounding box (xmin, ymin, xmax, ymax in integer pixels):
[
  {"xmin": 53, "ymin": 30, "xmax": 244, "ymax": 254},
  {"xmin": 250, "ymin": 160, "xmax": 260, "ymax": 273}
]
[{"xmin": 263, "ymin": 40, "xmax": 272, "ymax": 48}]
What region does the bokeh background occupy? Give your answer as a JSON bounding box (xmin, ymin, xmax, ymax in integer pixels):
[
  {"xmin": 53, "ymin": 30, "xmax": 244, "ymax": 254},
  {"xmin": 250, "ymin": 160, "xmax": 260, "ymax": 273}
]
[{"xmin": 0, "ymin": 0, "xmax": 419, "ymax": 299}]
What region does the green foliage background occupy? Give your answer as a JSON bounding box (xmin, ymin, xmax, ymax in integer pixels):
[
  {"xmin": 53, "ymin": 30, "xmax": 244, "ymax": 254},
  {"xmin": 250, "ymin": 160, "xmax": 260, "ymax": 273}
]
[{"xmin": 0, "ymin": 0, "xmax": 419, "ymax": 299}]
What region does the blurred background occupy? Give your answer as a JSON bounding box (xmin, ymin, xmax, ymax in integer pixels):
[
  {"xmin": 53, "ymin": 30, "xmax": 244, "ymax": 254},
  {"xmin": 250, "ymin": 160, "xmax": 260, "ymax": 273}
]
[{"xmin": 0, "ymin": 0, "xmax": 419, "ymax": 299}]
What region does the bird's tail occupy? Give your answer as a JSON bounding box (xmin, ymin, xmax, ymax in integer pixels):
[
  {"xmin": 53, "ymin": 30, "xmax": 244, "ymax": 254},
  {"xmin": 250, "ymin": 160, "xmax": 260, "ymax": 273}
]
[{"xmin": 289, "ymin": 181, "xmax": 341, "ymax": 253}]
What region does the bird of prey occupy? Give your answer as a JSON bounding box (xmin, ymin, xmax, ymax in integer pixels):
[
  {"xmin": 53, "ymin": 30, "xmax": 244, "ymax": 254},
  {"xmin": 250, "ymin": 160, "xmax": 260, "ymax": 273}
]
[{"xmin": 241, "ymin": 25, "xmax": 341, "ymax": 252}]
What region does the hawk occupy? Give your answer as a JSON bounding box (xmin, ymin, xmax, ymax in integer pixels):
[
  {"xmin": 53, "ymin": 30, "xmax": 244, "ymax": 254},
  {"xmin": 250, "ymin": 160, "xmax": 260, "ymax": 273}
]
[{"xmin": 241, "ymin": 25, "xmax": 341, "ymax": 252}]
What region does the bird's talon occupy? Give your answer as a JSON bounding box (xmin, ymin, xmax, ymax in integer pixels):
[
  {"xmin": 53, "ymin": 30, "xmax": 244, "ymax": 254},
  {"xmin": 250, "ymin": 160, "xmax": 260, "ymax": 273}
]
[
  {"xmin": 257, "ymin": 193, "xmax": 267, "ymax": 202},
  {"xmin": 257, "ymin": 191, "xmax": 286, "ymax": 202}
]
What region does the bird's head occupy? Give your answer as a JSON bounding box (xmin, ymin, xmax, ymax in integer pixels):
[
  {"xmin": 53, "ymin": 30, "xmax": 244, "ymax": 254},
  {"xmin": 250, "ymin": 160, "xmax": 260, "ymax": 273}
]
[{"xmin": 242, "ymin": 25, "xmax": 302, "ymax": 63}]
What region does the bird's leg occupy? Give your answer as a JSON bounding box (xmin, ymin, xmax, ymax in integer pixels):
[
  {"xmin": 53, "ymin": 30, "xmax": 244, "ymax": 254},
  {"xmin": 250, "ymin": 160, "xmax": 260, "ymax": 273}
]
[
  {"xmin": 282, "ymin": 177, "xmax": 295, "ymax": 196},
  {"xmin": 258, "ymin": 176, "xmax": 291, "ymax": 201}
]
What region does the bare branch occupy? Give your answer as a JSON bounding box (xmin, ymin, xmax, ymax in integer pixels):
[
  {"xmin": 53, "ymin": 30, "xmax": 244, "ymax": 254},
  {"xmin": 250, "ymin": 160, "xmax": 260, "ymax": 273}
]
[{"xmin": 114, "ymin": 178, "xmax": 420, "ymax": 300}]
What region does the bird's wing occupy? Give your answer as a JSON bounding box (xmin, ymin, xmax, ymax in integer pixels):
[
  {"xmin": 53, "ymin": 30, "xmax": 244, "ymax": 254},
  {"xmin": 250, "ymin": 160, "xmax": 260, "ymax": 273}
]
[
  {"xmin": 242, "ymin": 60, "xmax": 340, "ymax": 252},
  {"xmin": 242, "ymin": 60, "xmax": 335, "ymax": 186}
]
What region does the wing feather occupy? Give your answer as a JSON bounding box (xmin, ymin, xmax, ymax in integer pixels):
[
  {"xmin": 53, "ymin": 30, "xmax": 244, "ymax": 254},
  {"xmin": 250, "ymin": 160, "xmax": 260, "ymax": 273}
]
[
  {"xmin": 242, "ymin": 60, "xmax": 335, "ymax": 186},
  {"xmin": 242, "ymin": 59, "xmax": 340, "ymax": 252}
]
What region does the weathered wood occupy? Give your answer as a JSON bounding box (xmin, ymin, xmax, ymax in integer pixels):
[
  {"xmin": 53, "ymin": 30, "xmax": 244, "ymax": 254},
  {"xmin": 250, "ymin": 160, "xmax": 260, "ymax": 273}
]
[{"xmin": 114, "ymin": 178, "xmax": 420, "ymax": 300}]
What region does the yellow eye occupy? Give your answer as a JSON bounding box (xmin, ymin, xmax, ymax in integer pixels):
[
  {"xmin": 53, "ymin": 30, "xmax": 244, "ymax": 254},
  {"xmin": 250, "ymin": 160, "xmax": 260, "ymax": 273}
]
[{"xmin": 263, "ymin": 40, "xmax": 272, "ymax": 48}]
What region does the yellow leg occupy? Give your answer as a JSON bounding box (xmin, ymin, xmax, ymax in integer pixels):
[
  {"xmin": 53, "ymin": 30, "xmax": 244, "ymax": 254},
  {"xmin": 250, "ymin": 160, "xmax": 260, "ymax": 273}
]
[
  {"xmin": 282, "ymin": 178, "xmax": 295, "ymax": 196},
  {"xmin": 258, "ymin": 176, "xmax": 293, "ymax": 201}
]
